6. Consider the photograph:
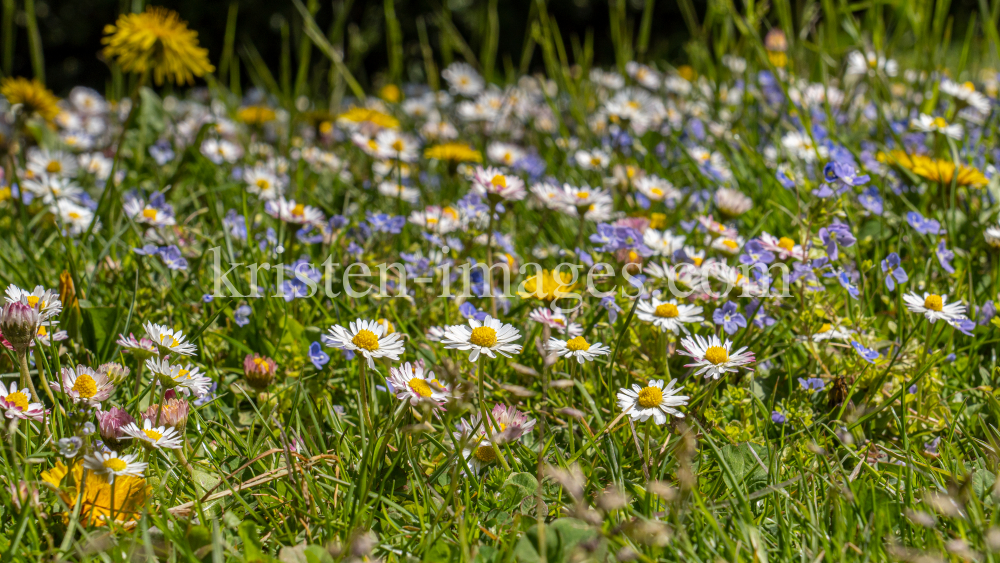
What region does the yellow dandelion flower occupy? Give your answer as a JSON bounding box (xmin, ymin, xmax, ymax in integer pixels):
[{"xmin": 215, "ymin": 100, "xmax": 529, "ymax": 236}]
[
  {"xmin": 379, "ymin": 84, "xmax": 402, "ymax": 103},
  {"xmin": 423, "ymin": 142, "xmax": 483, "ymax": 163},
  {"xmin": 41, "ymin": 461, "xmax": 150, "ymax": 527},
  {"xmin": 519, "ymin": 269, "xmax": 577, "ymax": 301},
  {"xmin": 0, "ymin": 77, "xmax": 60, "ymax": 122},
  {"xmin": 102, "ymin": 6, "xmax": 214, "ymax": 86},
  {"xmin": 238, "ymin": 105, "xmax": 277, "ymax": 125},
  {"xmin": 879, "ymin": 150, "xmax": 988, "ymax": 188},
  {"xmin": 336, "ymin": 106, "xmax": 399, "ymax": 130}
]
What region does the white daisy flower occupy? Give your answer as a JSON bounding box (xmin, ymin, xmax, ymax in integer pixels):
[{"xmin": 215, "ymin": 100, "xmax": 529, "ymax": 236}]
[
  {"xmin": 459, "ymin": 434, "xmax": 499, "ymax": 475},
  {"xmin": 442, "ymin": 62, "xmax": 485, "ymax": 97},
  {"xmin": 244, "ymin": 165, "xmax": 285, "ymax": 200},
  {"xmin": 84, "ymin": 450, "xmax": 147, "ymax": 483},
  {"xmin": 911, "ymin": 113, "xmax": 963, "ymax": 139},
  {"xmin": 441, "ymin": 315, "xmax": 523, "ymax": 362},
  {"xmin": 373, "ymin": 129, "xmax": 421, "ymax": 162},
  {"xmin": 845, "ymin": 50, "xmax": 898, "ymax": 79},
  {"xmin": 144, "ymin": 357, "xmax": 212, "ymax": 396},
  {"xmin": 678, "ymin": 334, "xmax": 755, "ymax": 379},
  {"xmin": 940, "ymin": 78, "xmax": 992, "ymax": 115},
  {"xmin": 5, "ymin": 284, "xmax": 62, "ymax": 321},
  {"xmin": 265, "ymin": 197, "xmax": 325, "ymax": 226},
  {"xmin": 547, "ymin": 335, "xmax": 610, "ymax": 364},
  {"xmin": 617, "ymin": 379, "xmax": 689, "ymax": 424},
  {"xmin": 636, "ymin": 298, "xmax": 704, "ymax": 334},
  {"xmin": 26, "ymin": 147, "xmax": 79, "ymax": 178},
  {"xmin": 903, "ymin": 292, "xmax": 968, "ymax": 323},
  {"xmin": 377, "ymin": 181, "xmax": 421, "ymax": 203},
  {"xmin": 143, "ymin": 321, "xmax": 198, "ymax": 356},
  {"xmin": 635, "ymin": 175, "xmax": 681, "ymax": 202},
  {"xmin": 574, "ymin": 149, "xmax": 610, "ymax": 171},
  {"xmin": 528, "ymin": 307, "xmax": 583, "ymax": 337},
  {"xmin": 486, "ymin": 142, "xmax": 526, "ymax": 167},
  {"xmin": 986, "ymin": 225, "xmax": 1000, "ymax": 248},
  {"xmin": 0, "ymin": 381, "xmax": 46, "ymax": 421},
  {"xmin": 322, "ymin": 318, "xmax": 405, "ymax": 368},
  {"xmin": 386, "ymin": 361, "xmax": 450, "ymax": 405},
  {"xmin": 643, "ymin": 229, "xmax": 686, "ymax": 257},
  {"xmin": 122, "ymin": 418, "xmax": 183, "ymax": 450},
  {"xmin": 471, "ymin": 166, "xmax": 526, "ymax": 202},
  {"xmin": 812, "ymin": 323, "xmax": 854, "ymax": 342},
  {"xmin": 758, "ymin": 232, "xmax": 807, "ymax": 261},
  {"xmin": 714, "ymin": 188, "xmax": 753, "ymax": 216},
  {"xmin": 51, "ymin": 366, "xmax": 114, "ymax": 406},
  {"xmin": 409, "ymin": 205, "xmax": 462, "ymax": 234}
]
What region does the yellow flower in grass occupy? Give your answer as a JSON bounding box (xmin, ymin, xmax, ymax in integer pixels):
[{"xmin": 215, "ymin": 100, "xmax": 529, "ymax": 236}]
[
  {"xmin": 238, "ymin": 105, "xmax": 276, "ymax": 125},
  {"xmin": 0, "ymin": 77, "xmax": 60, "ymax": 122},
  {"xmin": 41, "ymin": 461, "xmax": 150, "ymax": 527},
  {"xmin": 102, "ymin": 6, "xmax": 214, "ymax": 85},
  {"xmin": 519, "ymin": 269, "xmax": 577, "ymax": 302},
  {"xmin": 423, "ymin": 142, "xmax": 483, "ymax": 163},
  {"xmin": 879, "ymin": 150, "xmax": 988, "ymax": 188},
  {"xmin": 336, "ymin": 106, "xmax": 399, "ymax": 130}
]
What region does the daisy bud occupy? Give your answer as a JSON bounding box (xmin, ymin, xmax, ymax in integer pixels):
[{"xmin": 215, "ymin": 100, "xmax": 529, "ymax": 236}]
[
  {"xmin": 96, "ymin": 407, "xmax": 135, "ymax": 449},
  {"xmin": 0, "ymin": 302, "xmax": 39, "ymax": 352},
  {"xmin": 243, "ymin": 353, "xmax": 277, "ymax": 390},
  {"xmin": 143, "ymin": 396, "xmax": 190, "ymax": 431},
  {"xmin": 98, "ymin": 362, "xmax": 131, "ymax": 385}
]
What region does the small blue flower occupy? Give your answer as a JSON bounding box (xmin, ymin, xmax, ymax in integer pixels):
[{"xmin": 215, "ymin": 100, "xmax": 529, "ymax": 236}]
[
  {"xmin": 798, "ymin": 377, "xmax": 825, "ymax": 392},
  {"xmin": 776, "ymin": 168, "xmax": 796, "ymax": 189},
  {"xmin": 823, "ymin": 161, "xmax": 870, "ymax": 187},
  {"xmin": 857, "ymin": 186, "xmax": 883, "ymax": 215},
  {"xmin": 935, "ymin": 239, "xmax": 955, "ymax": 274},
  {"xmin": 713, "ymin": 302, "xmax": 747, "ymax": 335},
  {"xmin": 234, "ymin": 304, "xmax": 252, "ymax": 327},
  {"xmin": 202, "ymin": 294, "xmax": 214, "ymax": 303},
  {"xmin": 851, "ymin": 340, "xmax": 880, "ymax": 364},
  {"xmin": 739, "ymin": 240, "xmax": 774, "ymax": 265},
  {"xmin": 309, "ymin": 341, "xmax": 330, "ymax": 370},
  {"xmin": 906, "ymin": 211, "xmax": 943, "ymax": 235},
  {"xmin": 771, "ymin": 411, "xmax": 787, "ymax": 424},
  {"xmin": 818, "ymin": 223, "xmax": 856, "ymax": 261},
  {"xmin": 880, "ymin": 253, "xmax": 908, "ymax": 291},
  {"xmin": 340, "ymin": 349, "xmax": 356, "ymax": 361},
  {"xmin": 602, "ymin": 295, "xmax": 622, "ymax": 324}
]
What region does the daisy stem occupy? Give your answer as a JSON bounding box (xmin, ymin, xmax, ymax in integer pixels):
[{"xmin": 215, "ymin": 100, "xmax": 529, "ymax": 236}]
[
  {"xmin": 154, "ymin": 384, "xmax": 167, "ymax": 427},
  {"xmin": 109, "ymin": 479, "xmax": 116, "ymax": 525},
  {"xmin": 486, "ymin": 203, "xmax": 497, "ymax": 319},
  {"xmin": 132, "ymin": 360, "xmax": 145, "ymax": 399},
  {"xmin": 17, "ymin": 350, "xmax": 40, "ymax": 403},
  {"xmin": 359, "ymin": 360, "xmax": 373, "ymax": 430},
  {"xmin": 477, "ymin": 356, "xmax": 510, "ymax": 472}
]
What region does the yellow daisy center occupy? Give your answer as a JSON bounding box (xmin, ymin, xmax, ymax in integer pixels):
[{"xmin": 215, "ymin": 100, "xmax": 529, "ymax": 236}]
[
  {"xmin": 637, "ymin": 386, "xmax": 663, "ymax": 409},
  {"xmin": 68, "ymin": 212, "xmax": 81, "ymax": 220},
  {"xmin": 46, "ymin": 161, "xmax": 62, "ymax": 173},
  {"xmin": 256, "ymin": 178, "xmax": 270, "ymax": 190},
  {"xmin": 26, "ymin": 296, "xmax": 39, "ymax": 308},
  {"xmin": 722, "ymin": 239, "xmax": 739, "ymax": 250},
  {"xmin": 655, "ymin": 303, "xmax": 680, "ymax": 318},
  {"xmin": 693, "ymin": 257, "xmax": 704, "ymax": 266},
  {"xmin": 6, "ymin": 391, "xmax": 29, "ymax": 410},
  {"xmin": 924, "ymin": 294, "xmax": 943, "ymax": 312},
  {"xmin": 473, "ymin": 445, "xmax": 497, "ymax": 463},
  {"xmin": 408, "ymin": 378, "xmax": 432, "ymax": 398},
  {"xmin": 777, "ymin": 237, "xmax": 795, "ymax": 252},
  {"xmin": 565, "ymin": 336, "xmax": 590, "ymax": 352},
  {"xmin": 72, "ymin": 373, "xmax": 98, "ymax": 399},
  {"xmin": 291, "ymin": 204, "xmax": 305, "ymax": 217},
  {"xmin": 367, "ymin": 139, "xmax": 379, "ymax": 151},
  {"xmin": 37, "ymin": 326, "xmax": 47, "ymax": 337},
  {"xmin": 143, "ymin": 429, "xmax": 163, "ymax": 441},
  {"xmin": 103, "ymin": 458, "xmax": 127, "ymax": 472},
  {"xmin": 704, "ymin": 346, "xmax": 729, "ymax": 365},
  {"xmin": 819, "ymin": 323, "xmax": 832, "ymax": 333},
  {"xmin": 490, "ymin": 174, "xmax": 506, "ymax": 188},
  {"xmin": 351, "ymin": 329, "xmax": 380, "ymax": 351},
  {"xmin": 576, "ymin": 191, "xmax": 590, "ymax": 199},
  {"xmin": 590, "ymin": 157, "xmax": 602, "ymax": 166},
  {"xmin": 932, "ymin": 117, "xmax": 949, "ymax": 129},
  {"xmin": 142, "ymin": 208, "xmax": 158, "ymax": 220},
  {"xmin": 391, "ymin": 140, "xmax": 404, "ymax": 151},
  {"xmin": 650, "ymin": 187, "xmax": 664, "ymax": 197},
  {"xmin": 469, "ymin": 326, "xmax": 498, "ymax": 348}
]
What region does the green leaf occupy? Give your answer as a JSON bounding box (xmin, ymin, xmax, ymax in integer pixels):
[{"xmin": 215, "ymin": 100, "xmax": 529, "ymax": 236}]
[
  {"xmin": 720, "ymin": 443, "xmax": 769, "ymax": 494},
  {"xmin": 503, "ymin": 471, "xmax": 539, "ymax": 498},
  {"xmin": 514, "ymin": 518, "xmax": 601, "ymax": 563},
  {"xmin": 238, "ymin": 521, "xmax": 272, "ymax": 562},
  {"xmin": 79, "ymin": 304, "xmax": 120, "ymax": 362}
]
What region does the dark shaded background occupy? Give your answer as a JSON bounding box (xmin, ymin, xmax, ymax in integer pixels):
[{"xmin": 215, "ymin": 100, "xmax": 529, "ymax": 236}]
[
  {"xmin": 8, "ymin": 0, "xmax": 698, "ymax": 95},
  {"xmin": 6, "ymin": 0, "xmax": 985, "ymax": 96}
]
